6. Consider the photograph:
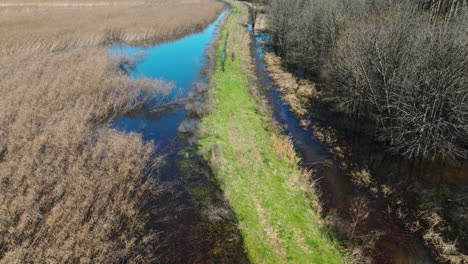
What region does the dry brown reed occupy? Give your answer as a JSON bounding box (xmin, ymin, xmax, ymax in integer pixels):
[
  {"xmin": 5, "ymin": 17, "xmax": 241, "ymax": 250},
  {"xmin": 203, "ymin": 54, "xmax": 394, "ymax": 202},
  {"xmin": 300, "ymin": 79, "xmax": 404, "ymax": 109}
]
[
  {"xmin": 0, "ymin": 0, "xmax": 224, "ymax": 54},
  {"xmin": 421, "ymin": 211, "xmax": 468, "ymax": 264},
  {"xmin": 0, "ymin": 47, "xmax": 174, "ymax": 263},
  {"xmin": 264, "ymin": 52, "xmax": 321, "ymax": 127},
  {"xmin": 312, "ymin": 122, "xmax": 468, "ymax": 263},
  {"xmin": 0, "ymin": 0, "xmax": 226, "ymax": 261},
  {"xmin": 0, "ymin": 0, "xmax": 147, "ymax": 7},
  {"xmin": 271, "ymin": 134, "xmax": 301, "ymax": 166}
]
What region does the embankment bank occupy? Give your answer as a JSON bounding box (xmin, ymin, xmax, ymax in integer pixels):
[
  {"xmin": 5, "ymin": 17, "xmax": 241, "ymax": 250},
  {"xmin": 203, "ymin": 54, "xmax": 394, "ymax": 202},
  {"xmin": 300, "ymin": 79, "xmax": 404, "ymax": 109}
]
[
  {"xmin": 198, "ymin": 1, "xmax": 345, "ymax": 263},
  {"xmin": 109, "ymin": 8, "xmax": 252, "ymax": 263}
]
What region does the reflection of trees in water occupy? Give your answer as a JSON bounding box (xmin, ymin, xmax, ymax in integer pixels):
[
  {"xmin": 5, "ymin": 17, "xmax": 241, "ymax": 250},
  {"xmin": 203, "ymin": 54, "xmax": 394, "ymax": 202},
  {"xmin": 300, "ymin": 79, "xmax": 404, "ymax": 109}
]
[
  {"xmin": 319, "ymin": 113, "xmax": 468, "ymax": 261},
  {"xmin": 330, "ymin": 112, "xmax": 467, "ymax": 185}
]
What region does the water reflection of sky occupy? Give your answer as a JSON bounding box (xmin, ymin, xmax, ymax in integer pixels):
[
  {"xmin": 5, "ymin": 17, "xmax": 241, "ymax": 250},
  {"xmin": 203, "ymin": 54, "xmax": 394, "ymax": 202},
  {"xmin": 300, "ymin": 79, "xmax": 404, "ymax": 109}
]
[
  {"xmin": 109, "ymin": 10, "xmax": 228, "ymax": 151},
  {"xmin": 110, "ymin": 10, "xmax": 228, "ymax": 100}
]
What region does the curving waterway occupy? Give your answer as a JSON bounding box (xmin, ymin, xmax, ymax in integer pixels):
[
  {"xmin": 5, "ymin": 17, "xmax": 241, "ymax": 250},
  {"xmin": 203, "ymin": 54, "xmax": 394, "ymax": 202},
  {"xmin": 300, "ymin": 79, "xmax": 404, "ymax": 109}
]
[
  {"xmin": 109, "ymin": 9, "xmax": 249, "ymax": 263},
  {"xmin": 110, "ymin": 10, "xmax": 228, "ymax": 148}
]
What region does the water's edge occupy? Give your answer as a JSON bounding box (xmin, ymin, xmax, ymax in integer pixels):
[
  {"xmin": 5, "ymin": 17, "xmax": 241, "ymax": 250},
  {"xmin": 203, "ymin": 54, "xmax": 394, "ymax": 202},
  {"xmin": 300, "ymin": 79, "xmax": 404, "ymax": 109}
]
[{"xmin": 109, "ymin": 8, "xmax": 249, "ymax": 263}]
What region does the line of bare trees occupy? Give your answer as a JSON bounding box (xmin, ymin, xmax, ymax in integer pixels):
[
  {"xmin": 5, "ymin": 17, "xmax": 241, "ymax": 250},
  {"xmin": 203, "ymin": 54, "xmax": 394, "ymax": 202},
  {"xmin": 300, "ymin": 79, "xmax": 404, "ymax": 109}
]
[{"xmin": 267, "ymin": 0, "xmax": 468, "ymax": 164}]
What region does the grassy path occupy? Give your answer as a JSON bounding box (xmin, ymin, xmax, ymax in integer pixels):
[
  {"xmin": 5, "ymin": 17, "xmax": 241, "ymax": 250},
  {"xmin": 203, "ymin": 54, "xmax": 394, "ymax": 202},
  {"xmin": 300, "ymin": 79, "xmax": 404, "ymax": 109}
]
[{"xmin": 199, "ymin": 1, "xmax": 345, "ymax": 263}]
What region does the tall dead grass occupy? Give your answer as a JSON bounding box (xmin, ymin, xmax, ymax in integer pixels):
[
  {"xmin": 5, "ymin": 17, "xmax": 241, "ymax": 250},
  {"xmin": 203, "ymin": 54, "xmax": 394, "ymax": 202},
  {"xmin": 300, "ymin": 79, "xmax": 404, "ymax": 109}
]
[
  {"xmin": 0, "ymin": 1, "xmax": 225, "ymax": 261},
  {"xmin": 0, "ymin": 0, "xmax": 224, "ymax": 54},
  {"xmin": 0, "ymin": 0, "xmax": 147, "ymax": 7},
  {"xmin": 271, "ymin": 134, "xmax": 301, "ymax": 166},
  {"xmin": 264, "ymin": 52, "xmax": 321, "ymax": 128},
  {"xmin": 0, "ymin": 48, "xmax": 172, "ymax": 263}
]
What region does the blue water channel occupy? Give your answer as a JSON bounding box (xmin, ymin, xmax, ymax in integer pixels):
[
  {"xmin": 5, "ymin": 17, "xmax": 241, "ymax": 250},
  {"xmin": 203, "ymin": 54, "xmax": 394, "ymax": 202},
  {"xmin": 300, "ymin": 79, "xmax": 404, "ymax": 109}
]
[
  {"xmin": 106, "ymin": 9, "xmax": 250, "ymax": 262},
  {"xmin": 110, "ymin": 10, "xmax": 228, "ymax": 150}
]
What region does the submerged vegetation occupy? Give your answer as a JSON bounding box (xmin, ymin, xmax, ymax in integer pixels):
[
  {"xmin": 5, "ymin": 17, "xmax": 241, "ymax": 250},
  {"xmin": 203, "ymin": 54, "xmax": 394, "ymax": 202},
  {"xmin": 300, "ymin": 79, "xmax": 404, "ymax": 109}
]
[{"xmin": 199, "ymin": 1, "xmax": 344, "ymax": 262}]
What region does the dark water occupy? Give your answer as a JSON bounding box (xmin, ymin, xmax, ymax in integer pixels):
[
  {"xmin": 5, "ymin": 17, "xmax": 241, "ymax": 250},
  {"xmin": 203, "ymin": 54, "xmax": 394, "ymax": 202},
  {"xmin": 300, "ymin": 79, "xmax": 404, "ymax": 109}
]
[
  {"xmin": 248, "ymin": 23, "xmax": 438, "ymax": 264},
  {"xmin": 107, "ymin": 10, "xmax": 249, "ymax": 263}
]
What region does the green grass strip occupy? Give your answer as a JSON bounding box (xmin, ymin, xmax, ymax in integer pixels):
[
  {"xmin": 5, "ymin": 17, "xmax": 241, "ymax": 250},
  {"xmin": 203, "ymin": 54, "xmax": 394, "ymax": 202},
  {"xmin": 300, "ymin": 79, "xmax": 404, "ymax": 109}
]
[{"xmin": 199, "ymin": 1, "xmax": 345, "ymax": 263}]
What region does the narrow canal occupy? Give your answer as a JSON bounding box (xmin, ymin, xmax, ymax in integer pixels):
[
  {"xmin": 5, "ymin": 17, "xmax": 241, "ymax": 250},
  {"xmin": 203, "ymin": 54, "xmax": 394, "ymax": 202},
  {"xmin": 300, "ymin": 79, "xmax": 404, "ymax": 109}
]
[{"xmin": 109, "ymin": 9, "xmax": 249, "ymax": 263}]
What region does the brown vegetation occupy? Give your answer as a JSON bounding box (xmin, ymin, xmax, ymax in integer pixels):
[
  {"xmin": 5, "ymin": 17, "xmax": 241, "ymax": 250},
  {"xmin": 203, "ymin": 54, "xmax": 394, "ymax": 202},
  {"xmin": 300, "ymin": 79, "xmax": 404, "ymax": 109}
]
[
  {"xmin": 264, "ymin": 0, "xmax": 467, "ymax": 262},
  {"xmin": 271, "ymin": 134, "xmax": 301, "ymax": 166},
  {"xmin": 0, "ymin": 0, "xmax": 224, "ymax": 262},
  {"xmin": 267, "ymin": 0, "xmax": 468, "ymax": 165},
  {"xmin": 312, "ymin": 122, "xmax": 468, "ymax": 263},
  {"xmin": 325, "ymin": 3, "xmax": 468, "ymax": 163},
  {"xmin": 264, "ymin": 52, "xmax": 320, "ymax": 127},
  {"xmin": 0, "ymin": 0, "xmax": 224, "ymax": 54},
  {"xmin": 0, "ymin": 0, "xmax": 147, "ymax": 7},
  {"xmin": 0, "ymin": 47, "xmax": 172, "ymax": 263}
]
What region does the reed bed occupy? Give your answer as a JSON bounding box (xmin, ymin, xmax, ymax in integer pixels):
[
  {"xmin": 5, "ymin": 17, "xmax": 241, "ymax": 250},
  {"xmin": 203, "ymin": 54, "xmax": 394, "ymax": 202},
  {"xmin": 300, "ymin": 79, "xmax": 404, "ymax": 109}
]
[
  {"xmin": 0, "ymin": 47, "xmax": 174, "ymax": 263},
  {"xmin": 0, "ymin": 0, "xmax": 224, "ymax": 54},
  {"xmin": 0, "ymin": 0, "xmax": 224, "ymax": 262},
  {"xmin": 0, "ymin": 1, "xmax": 146, "ymax": 7}
]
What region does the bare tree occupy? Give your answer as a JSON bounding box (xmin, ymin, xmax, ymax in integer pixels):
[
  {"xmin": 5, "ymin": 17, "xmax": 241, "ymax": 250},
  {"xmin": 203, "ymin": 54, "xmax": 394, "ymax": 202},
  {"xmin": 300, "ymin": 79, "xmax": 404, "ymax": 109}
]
[{"xmin": 267, "ymin": 0, "xmax": 468, "ymax": 166}]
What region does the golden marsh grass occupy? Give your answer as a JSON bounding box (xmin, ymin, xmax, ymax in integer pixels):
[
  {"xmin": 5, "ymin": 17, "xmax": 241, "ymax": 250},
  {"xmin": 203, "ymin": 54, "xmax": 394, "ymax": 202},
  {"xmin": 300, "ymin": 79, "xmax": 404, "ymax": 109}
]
[
  {"xmin": 0, "ymin": 0, "xmax": 224, "ymax": 54},
  {"xmin": 0, "ymin": 0, "xmax": 224, "ymax": 262},
  {"xmin": 0, "ymin": 47, "xmax": 173, "ymax": 263}
]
